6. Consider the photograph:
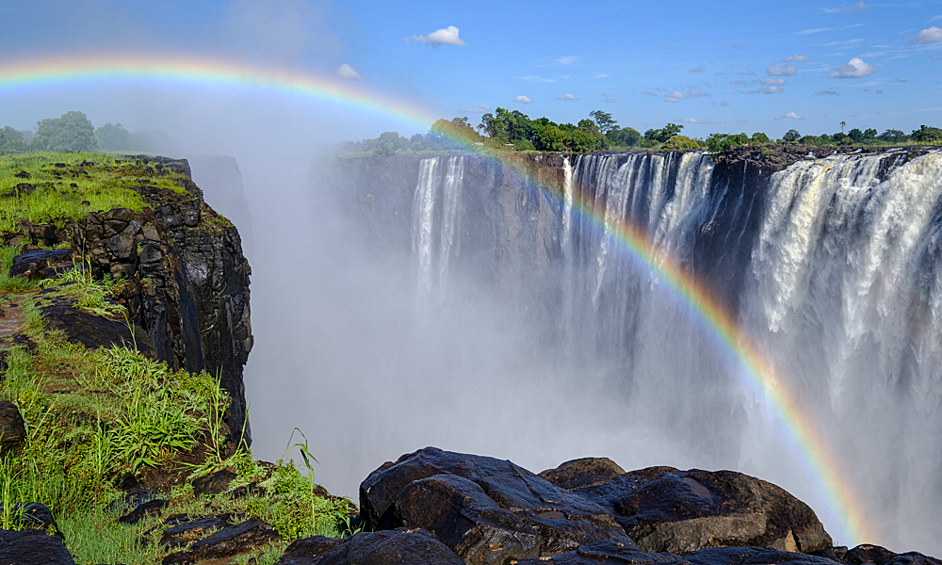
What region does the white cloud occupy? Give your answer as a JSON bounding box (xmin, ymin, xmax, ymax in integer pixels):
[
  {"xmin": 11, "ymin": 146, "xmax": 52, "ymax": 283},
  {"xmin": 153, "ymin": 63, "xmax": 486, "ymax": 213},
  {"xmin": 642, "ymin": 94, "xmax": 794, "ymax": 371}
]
[
  {"xmin": 721, "ymin": 99, "xmax": 730, "ymax": 106},
  {"xmin": 690, "ymin": 65, "xmax": 706, "ymax": 73},
  {"xmin": 731, "ymin": 43, "xmax": 745, "ymax": 49},
  {"xmin": 783, "ymin": 54, "xmax": 809, "ymax": 62},
  {"xmin": 767, "ymin": 64, "xmax": 797, "ymax": 76},
  {"xmin": 775, "ymin": 112, "xmax": 804, "ymax": 120},
  {"xmin": 513, "ymin": 95, "xmax": 532, "ymax": 104},
  {"xmin": 816, "ymin": 90, "xmax": 841, "ymax": 95},
  {"xmin": 595, "ymin": 73, "xmax": 609, "ymax": 78},
  {"xmin": 933, "ymin": 54, "xmax": 941, "ymax": 60},
  {"xmin": 825, "ymin": 1, "xmax": 867, "ymax": 13},
  {"xmin": 757, "ymin": 85, "xmax": 785, "ymax": 94},
  {"xmin": 740, "ymin": 70, "xmax": 757, "ymax": 76},
  {"xmin": 798, "ymin": 28, "xmax": 830, "ymax": 35},
  {"xmin": 222, "ymin": 0, "xmax": 341, "ymax": 64},
  {"xmin": 910, "ymin": 26, "xmax": 942, "ymax": 44},
  {"xmin": 556, "ymin": 56, "xmax": 577, "ymax": 65},
  {"xmin": 557, "ymin": 93, "xmax": 578, "ymax": 100},
  {"xmin": 829, "ymin": 57, "xmax": 878, "ymax": 78},
  {"xmin": 604, "ymin": 97, "xmax": 617, "ymax": 103},
  {"xmin": 459, "ymin": 105, "xmax": 491, "ymax": 113},
  {"xmin": 931, "ymin": 15, "xmax": 942, "ymax": 21},
  {"xmin": 680, "ymin": 118, "xmax": 716, "ymax": 124},
  {"xmin": 730, "ymin": 80, "xmax": 749, "ymax": 86},
  {"xmin": 407, "ymin": 25, "xmax": 466, "ymax": 46},
  {"xmin": 335, "ymin": 64, "xmax": 362, "ymax": 80},
  {"xmin": 520, "ymin": 75, "xmax": 556, "ymax": 83},
  {"xmin": 762, "ymin": 78, "xmax": 786, "ymax": 85},
  {"xmin": 665, "ymin": 91, "xmax": 685, "ymax": 102}
]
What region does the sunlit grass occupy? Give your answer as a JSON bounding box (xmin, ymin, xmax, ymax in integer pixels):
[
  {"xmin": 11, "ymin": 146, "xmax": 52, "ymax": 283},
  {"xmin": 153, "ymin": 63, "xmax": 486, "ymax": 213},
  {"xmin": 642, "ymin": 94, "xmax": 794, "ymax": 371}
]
[{"xmin": 0, "ymin": 152, "xmax": 192, "ymax": 234}]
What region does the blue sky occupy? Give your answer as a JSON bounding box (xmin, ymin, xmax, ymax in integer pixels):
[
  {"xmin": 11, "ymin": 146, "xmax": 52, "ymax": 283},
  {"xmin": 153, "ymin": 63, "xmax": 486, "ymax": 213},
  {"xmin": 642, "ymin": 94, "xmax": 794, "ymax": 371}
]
[{"xmin": 0, "ymin": 0, "xmax": 940, "ymax": 142}]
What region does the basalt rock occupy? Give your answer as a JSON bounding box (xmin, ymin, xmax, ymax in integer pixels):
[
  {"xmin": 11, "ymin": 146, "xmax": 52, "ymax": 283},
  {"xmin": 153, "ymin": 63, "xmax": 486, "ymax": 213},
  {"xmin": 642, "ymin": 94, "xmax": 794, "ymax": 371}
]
[
  {"xmin": 516, "ymin": 544, "xmax": 843, "ymax": 565},
  {"xmin": 0, "ymin": 502, "xmax": 59, "ymax": 535},
  {"xmin": 7, "ymin": 248, "xmax": 74, "ymax": 280},
  {"xmin": 838, "ymin": 545, "xmax": 942, "ymax": 565},
  {"xmin": 191, "ymin": 469, "xmax": 237, "ymax": 495},
  {"xmin": 276, "ymin": 528, "xmax": 466, "ymax": 565},
  {"xmin": 0, "ymin": 401, "xmax": 26, "ymax": 452},
  {"xmin": 576, "ymin": 467, "xmax": 831, "ymax": 554},
  {"xmin": 161, "ymin": 519, "xmax": 279, "ymax": 565},
  {"xmin": 541, "ymin": 458, "xmax": 627, "ymax": 491},
  {"xmin": 0, "ymin": 529, "xmax": 75, "ymax": 565},
  {"xmin": 360, "ymin": 447, "xmax": 635, "ymax": 556},
  {"xmin": 39, "ymin": 297, "xmax": 155, "ymax": 358}
]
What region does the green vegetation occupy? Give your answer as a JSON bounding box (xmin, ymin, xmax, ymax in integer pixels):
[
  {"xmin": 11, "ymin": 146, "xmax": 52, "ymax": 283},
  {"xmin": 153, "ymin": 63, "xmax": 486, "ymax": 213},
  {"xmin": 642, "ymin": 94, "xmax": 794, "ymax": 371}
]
[
  {"xmin": 0, "ymin": 151, "xmax": 348, "ymax": 562},
  {"xmin": 0, "ymin": 151, "xmax": 195, "ymax": 233},
  {"xmin": 0, "ymin": 111, "xmax": 177, "ymax": 156}
]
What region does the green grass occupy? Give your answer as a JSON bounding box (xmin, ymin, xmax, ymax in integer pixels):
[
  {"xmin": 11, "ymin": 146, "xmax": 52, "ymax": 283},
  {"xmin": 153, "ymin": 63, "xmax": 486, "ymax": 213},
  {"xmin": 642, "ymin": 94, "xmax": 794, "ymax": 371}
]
[{"xmin": 0, "ymin": 152, "xmax": 192, "ymax": 234}]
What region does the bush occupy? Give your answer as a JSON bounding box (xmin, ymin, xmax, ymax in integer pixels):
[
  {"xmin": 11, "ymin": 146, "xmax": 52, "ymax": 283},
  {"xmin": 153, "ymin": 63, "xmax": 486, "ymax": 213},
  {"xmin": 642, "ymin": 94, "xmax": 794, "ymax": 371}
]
[{"xmin": 663, "ymin": 135, "xmax": 702, "ymax": 151}]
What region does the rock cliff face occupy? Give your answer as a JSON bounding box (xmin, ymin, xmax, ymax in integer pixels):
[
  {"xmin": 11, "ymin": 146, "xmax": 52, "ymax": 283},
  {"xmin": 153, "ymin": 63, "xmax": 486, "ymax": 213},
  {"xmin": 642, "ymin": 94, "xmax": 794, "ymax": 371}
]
[{"xmin": 9, "ymin": 156, "xmax": 253, "ymax": 441}]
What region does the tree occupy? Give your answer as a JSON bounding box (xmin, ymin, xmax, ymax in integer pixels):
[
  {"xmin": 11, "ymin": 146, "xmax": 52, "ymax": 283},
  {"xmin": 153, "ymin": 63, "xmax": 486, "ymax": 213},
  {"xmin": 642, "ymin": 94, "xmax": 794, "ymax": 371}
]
[
  {"xmin": 589, "ymin": 110, "xmax": 618, "ymax": 135},
  {"xmin": 706, "ymin": 133, "xmax": 748, "ymax": 153},
  {"xmin": 0, "ymin": 126, "xmax": 28, "ymax": 154},
  {"xmin": 95, "ymin": 123, "xmax": 131, "ymax": 151},
  {"xmin": 32, "ymin": 111, "xmax": 100, "ymax": 152},
  {"xmin": 911, "ymin": 125, "xmax": 942, "ymax": 143},
  {"xmin": 839, "ymin": 121, "xmax": 846, "ymax": 133},
  {"xmin": 645, "ymin": 123, "xmax": 684, "ymax": 143},
  {"xmin": 751, "ymin": 132, "xmax": 770, "ymax": 144},
  {"xmin": 431, "ymin": 117, "xmax": 482, "ymax": 144},
  {"xmin": 607, "ymin": 127, "xmax": 641, "ymax": 148},
  {"xmin": 848, "ymin": 128, "xmax": 864, "ymax": 143},
  {"xmin": 863, "ymin": 128, "xmax": 877, "ymax": 141},
  {"xmin": 783, "ymin": 129, "xmax": 801, "ymax": 143},
  {"xmin": 878, "ymin": 129, "xmax": 908, "ymax": 143},
  {"xmin": 570, "ymin": 129, "xmax": 599, "ymax": 153},
  {"xmin": 663, "ymin": 135, "xmax": 702, "ymax": 151},
  {"xmin": 536, "ymin": 125, "xmax": 567, "ymax": 152}
]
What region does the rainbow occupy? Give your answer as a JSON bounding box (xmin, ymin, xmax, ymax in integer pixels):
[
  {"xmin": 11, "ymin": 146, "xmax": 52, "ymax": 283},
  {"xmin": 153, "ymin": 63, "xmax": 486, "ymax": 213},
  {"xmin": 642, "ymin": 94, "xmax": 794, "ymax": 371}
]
[{"xmin": 0, "ymin": 53, "xmax": 873, "ymax": 545}]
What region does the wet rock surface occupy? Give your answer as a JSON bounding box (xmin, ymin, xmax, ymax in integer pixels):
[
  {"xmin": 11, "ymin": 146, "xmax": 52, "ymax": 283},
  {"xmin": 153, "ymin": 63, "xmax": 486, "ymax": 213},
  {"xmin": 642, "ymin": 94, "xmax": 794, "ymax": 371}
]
[
  {"xmin": 0, "ymin": 529, "xmax": 75, "ymax": 565},
  {"xmin": 276, "ymin": 528, "xmax": 466, "ymax": 565},
  {"xmin": 8, "ymin": 248, "xmax": 74, "ymax": 280},
  {"xmin": 541, "ymin": 457, "xmax": 627, "ymax": 491},
  {"xmin": 576, "ymin": 466, "xmax": 831, "ymax": 553},
  {"xmin": 0, "ymin": 502, "xmax": 59, "ymax": 534},
  {"xmin": 161, "ymin": 519, "xmax": 279, "ymax": 564},
  {"xmin": 0, "ymin": 401, "xmax": 26, "ymax": 452},
  {"xmin": 361, "ymin": 447, "xmax": 637, "ymax": 556}
]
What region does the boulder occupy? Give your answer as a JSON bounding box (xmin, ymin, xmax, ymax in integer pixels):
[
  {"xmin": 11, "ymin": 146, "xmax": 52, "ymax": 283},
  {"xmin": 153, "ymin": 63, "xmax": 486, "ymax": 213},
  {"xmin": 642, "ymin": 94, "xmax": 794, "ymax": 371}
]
[
  {"xmin": 540, "ymin": 458, "xmax": 626, "ymax": 491},
  {"xmin": 8, "ymin": 249, "xmax": 74, "ymax": 281},
  {"xmin": 577, "ymin": 467, "xmax": 831, "ymax": 554},
  {"xmin": 840, "ymin": 545, "xmax": 941, "ymax": 565},
  {"xmin": 0, "ymin": 529, "xmax": 75, "ymax": 565},
  {"xmin": 515, "ymin": 540, "xmax": 677, "ymax": 565},
  {"xmin": 275, "ymin": 528, "xmax": 465, "ymax": 565},
  {"xmin": 161, "ymin": 519, "xmax": 278, "ymax": 564},
  {"xmin": 118, "ymin": 498, "xmax": 167, "ymax": 525},
  {"xmin": 275, "ymin": 536, "xmax": 347, "ymax": 565},
  {"xmin": 0, "ymin": 502, "xmax": 59, "ymax": 534},
  {"xmin": 397, "ymin": 473, "xmax": 541, "ymax": 564},
  {"xmin": 360, "ymin": 447, "xmax": 634, "ymax": 555},
  {"xmin": 516, "ymin": 544, "xmax": 842, "ymax": 565},
  {"xmin": 0, "ymin": 401, "xmax": 26, "ymax": 452},
  {"xmin": 40, "ymin": 300, "xmax": 156, "ymax": 358},
  {"xmin": 191, "ymin": 469, "xmax": 237, "ymax": 495}
]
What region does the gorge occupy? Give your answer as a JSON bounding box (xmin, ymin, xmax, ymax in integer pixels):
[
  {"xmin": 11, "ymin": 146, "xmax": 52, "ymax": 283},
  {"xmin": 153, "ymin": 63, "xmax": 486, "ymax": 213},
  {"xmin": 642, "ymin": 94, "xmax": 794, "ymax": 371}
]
[{"xmin": 243, "ymin": 146, "xmax": 942, "ymax": 557}]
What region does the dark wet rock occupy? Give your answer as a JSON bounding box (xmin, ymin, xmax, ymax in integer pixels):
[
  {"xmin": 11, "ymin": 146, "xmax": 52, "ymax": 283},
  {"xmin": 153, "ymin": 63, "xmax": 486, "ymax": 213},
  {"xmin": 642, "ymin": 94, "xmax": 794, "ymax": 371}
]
[
  {"xmin": 160, "ymin": 515, "xmax": 234, "ymax": 549},
  {"xmin": 191, "ymin": 469, "xmax": 237, "ymax": 495},
  {"xmin": 577, "ymin": 467, "xmax": 831, "ymax": 554},
  {"xmin": 8, "ymin": 249, "xmax": 74, "ymax": 280},
  {"xmin": 541, "ymin": 458, "xmax": 626, "ymax": 491},
  {"xmin": 275, "ymin": 536, "xmax": 347, "ymax": 565},
  {"xmin": 0, "ymin": 502, "xmax": 59, "ymax": 534},
  {"xmin": 683, "ymin": 547, "xmax": 842, "ymax": 565},
  {"xmin": 0, "ymin": 401, "xmax": 26, "ymax": 452},
  {"xmin": 279, "ymin": 528, "xmax": 465, "ymax": 565},
  {"xmin": 118, "ymin": 498, "xmax": 167, "ymax": 524},
  {"xmin": 39, "ymin": 300, "xmax": 156, "ymax": 358},
  {"xmin": 161, "ymin": 519, "xmax": 278, "ymax": 565},
  {"xmin": 844, "ymin": 545, "xmax": 902, "ymax": 565},
  {"xmin": 884, "ymin": 553, "xmax": 942, "ymax": 565},
  {"xmin": 812, "ymin": 547, "xmax": 849, "ymax": 562},
  {"xmin": 396, "ymin": 473, "xmax": 541, "ymax": 564},
  {"xmin": 360, "ymin": 447, "xmax": 634, "ymax": 555},
  {"xmin": 0, "ymin": 529, "xmax": 75, "ymax": 564},
  {"xmin": 516, "ymin": 541, "xmax": 678, "ymax": 564}
]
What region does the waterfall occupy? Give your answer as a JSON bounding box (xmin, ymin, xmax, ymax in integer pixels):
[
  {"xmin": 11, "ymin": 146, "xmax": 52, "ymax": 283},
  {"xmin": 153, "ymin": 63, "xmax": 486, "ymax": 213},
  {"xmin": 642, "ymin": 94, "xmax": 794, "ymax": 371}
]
[
  {"xmin": 411, "ymin": 156, "xmax": 465, "ymax": 303},
  {"xmin": 400, "ymin": 149, "xmax": 942, "ymax": 554}
]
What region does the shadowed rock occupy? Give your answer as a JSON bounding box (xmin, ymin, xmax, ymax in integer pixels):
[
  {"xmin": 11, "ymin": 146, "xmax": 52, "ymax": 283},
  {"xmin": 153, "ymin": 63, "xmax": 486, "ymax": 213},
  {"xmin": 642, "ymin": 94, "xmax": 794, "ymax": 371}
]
[
  {"xmin": 161, "ymin": 519, "xmax": 278, "ymax": 564},
  {"xmin": 517, "ymin": 544, "xmax": 843, "ymax": 565},
  {"xmin": 576, "ymin": 467, "xmax": 831, "ymax": 554},
  {"xmin": 397, "ymin": 473, "xmax": 541, "ymax": 564},
  {"xmin": 360, "ymin": 447, "xmax": 635, "ymax": 556},
  {"xmin": 0, "ymin": 529, "xmax": 75, "ymax": 565},
  {"xmin": 275, "ymin": 528, "xmax": 465, "ymax": 565},
  {"xmin": 191, "ymin": 469, "xmax": 237, "ymax": 495},
  {"xmin": 541, "ymin": 458, "xmax": 626, "ymax": 491},
  {"xmin": 0, "ymin": 401, "xmax": 26, "ymax": 452},
  {"xmin": 8, "ymin": 249, "xmax": 74, "ymax": 280}
]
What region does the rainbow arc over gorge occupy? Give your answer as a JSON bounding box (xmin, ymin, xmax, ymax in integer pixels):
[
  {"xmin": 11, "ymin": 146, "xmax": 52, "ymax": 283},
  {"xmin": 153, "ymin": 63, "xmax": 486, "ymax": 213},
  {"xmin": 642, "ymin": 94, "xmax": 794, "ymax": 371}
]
[{"xmin": 0, "ymin": 53, "xmax": 873, "ymax": 545}]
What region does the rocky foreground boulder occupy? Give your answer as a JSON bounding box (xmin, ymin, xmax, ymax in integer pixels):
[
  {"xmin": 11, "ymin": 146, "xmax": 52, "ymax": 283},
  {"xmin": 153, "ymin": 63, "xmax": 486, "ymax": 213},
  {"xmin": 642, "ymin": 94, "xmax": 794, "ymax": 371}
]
[
  {"xmin": 562, "ymin": 464, "xmax": 832, "ymax": 553},
  {"xmin": 360, "ymin": 447, "xmax": 635, "ymax": 563},
  {"xmin": 0, "ymin": 529, "xmax": 75, "ymax": 565}
]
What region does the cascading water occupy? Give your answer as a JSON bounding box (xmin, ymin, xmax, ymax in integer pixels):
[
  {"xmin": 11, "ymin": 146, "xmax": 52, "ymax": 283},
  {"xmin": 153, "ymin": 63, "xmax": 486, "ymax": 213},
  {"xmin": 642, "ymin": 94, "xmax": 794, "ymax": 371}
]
[{"xmin": 405, "ymin": 149, "xmax": 942, "ymax": 554}]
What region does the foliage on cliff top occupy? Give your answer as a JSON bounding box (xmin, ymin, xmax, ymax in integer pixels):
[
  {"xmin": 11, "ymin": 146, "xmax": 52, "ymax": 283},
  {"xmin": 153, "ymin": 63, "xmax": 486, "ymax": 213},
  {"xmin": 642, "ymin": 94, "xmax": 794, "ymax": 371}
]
[
  {"xmin": 0, "ymin": 152, "xmax": 192, "ymax": 234},
  {"xmin": 0, "ymin": 269, "xmax": 349, "ymax": 563}
]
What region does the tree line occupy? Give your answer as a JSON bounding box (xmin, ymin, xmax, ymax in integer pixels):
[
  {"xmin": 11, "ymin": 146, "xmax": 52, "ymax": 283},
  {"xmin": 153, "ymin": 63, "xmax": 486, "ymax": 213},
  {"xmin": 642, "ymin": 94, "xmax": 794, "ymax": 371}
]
[
  {"xmin": 0, "ymin": 111, "xmax": 176, "ymax": 155},
  {"xmin": 339, "ymin": 108, "xmax": 942, "ymax": 156}
]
